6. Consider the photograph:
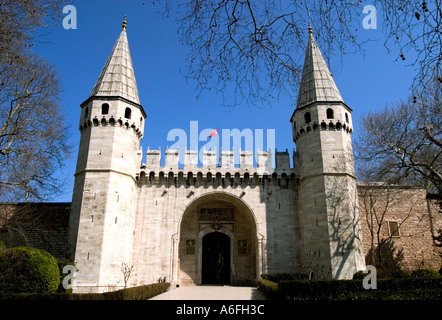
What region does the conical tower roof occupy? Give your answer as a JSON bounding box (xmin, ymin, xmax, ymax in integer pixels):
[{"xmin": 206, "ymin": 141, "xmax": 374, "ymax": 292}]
[
  {"xmin": 296, "ymin": 23, "xmax": 343, "ymax": 109},
  {"xmin": 90, "ymin": 17, "xmax": 140, "ymax": 105}
]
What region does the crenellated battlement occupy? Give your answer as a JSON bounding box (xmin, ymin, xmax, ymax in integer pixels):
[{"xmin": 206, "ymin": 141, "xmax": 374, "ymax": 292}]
[
  {"xmin": 137, "ymin": 147, "xmax": 298, "ymax": 187},
  {"xmin": 291, "ymin": 104, "xmax": 354, "ymax": 143},
  {"xmin": 293, "ymin": 118, "xmax": 353, "ymax": 143},
  {"xmin": 143, "ymin": 147, "xmax": 294, "ymax": 170},
  {"xmin": 79, "ymin": 115, "xmax": 143, "ymax": 139}
]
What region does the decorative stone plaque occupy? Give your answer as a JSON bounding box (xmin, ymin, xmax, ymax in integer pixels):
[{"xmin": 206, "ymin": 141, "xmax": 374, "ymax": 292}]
[
  {"xmin": 185, "ymin": 239, "xmax": 196, "ymax": 255},
  {"xmin": 199, "ymin": 208, "xmax": 234, "ymax": 221},
  {"xmin": 237, "ymin": 240, "xmax": 247, "ymax": 255}
]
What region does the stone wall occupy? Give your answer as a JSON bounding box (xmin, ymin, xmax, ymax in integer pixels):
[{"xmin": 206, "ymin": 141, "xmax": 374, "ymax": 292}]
[
  {"xmin": 0, "ymin": 203, "xmax": 71, "ymax": 260},
  {"xmin": 1, "ymin": 184, "xmax": 440, "ymax": 276},
  {"xmin": 358, "ymin": 185, "xmax": 441, "ymax": 272},
  {"xmin": 132, "ymin": 170, "xmax": 300, "ymax": 287}
]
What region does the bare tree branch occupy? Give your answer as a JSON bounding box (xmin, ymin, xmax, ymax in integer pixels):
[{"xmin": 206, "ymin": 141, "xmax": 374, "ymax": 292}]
[
  {"xmin": 0, "ymin": 0, "xmax": 72, "ymax": 202},
  {"xmin": 154, "ymin": 1, "xmax": 440, "ymax": 107}
]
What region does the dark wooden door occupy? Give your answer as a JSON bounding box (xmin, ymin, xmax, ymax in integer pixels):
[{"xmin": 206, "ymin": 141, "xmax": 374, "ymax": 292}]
[{"xmin": 202, "ymin": 232, "xmax": 230, "ymax": 284}]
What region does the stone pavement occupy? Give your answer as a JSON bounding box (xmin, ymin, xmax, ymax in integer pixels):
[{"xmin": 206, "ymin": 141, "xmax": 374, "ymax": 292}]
[{"xmin": 149, "ymin": 285, "xmax": 264, "ymax": 300}]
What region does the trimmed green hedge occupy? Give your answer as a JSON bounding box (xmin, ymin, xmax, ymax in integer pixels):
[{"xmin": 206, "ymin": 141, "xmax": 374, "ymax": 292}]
[
  {"xmin": 0, "ymin": 247, "xmax": 60, "ymax": 295},
  {"xmin": 2, "ymin": 283, "xmax": 171, "ymax": 300},
  {"xmin": 412, "ymin": 269, "xmax": 442, "ymax": 278},
  {"xmin": 278, "ymin": 279, "xmax": 361, "ymax": 300},
  {"xmin": 258, "ymin": 278, "xmax": 442, "ymax": 300},
  {"xmin": 102, "ymin": 282, "xmax": 170, "ymax": 300},
  {"xmin": 261, "ymin": 272, "xmax": 310, "ymax": 283},
  {"xmin": 257, "ymin": 279, "xmax": 281, "ymax": 300},
  {"xmin": 353, "ymin": 268, "xmax": 440, "ymax": 280},
  {"xmin": 342, "ymin": 288, "xmax": 442, "ymax": 300}
]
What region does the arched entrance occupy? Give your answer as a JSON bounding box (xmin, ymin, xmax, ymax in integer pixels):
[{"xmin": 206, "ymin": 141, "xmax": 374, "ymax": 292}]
[
  {"xmin": 202, "ymin": 232, "xmax": 230, "ymax": 284},
  {"xmin": 177, "ymin": 192, "xmax": 260, "ymax": 286}
]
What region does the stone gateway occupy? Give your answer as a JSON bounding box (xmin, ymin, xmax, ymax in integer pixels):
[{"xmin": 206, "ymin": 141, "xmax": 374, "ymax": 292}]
[{"xmin": 67, "ymin": 19, "xmax": 367, "ymax": 293}]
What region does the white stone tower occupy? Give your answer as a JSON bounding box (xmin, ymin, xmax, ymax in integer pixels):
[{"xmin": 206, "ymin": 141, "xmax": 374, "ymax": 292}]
[
  {"xmin": 68, "ymin": 17, "xmax": 146, "ymax": 293},
  {"xmin": 291, "ymin": 24, "xmax": 365, "ymax": 279}
]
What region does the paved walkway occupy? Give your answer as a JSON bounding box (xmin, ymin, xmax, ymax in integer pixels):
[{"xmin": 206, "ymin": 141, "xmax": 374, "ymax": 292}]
[{"xmin": 149, "ymin": 285, "xmax": 264, "ymax": 300}]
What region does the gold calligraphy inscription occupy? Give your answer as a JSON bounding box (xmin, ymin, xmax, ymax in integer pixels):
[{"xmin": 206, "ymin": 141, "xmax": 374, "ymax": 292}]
[{"xmin": 199, "ymin": 208, "xmax": 234, "ymax": 221}]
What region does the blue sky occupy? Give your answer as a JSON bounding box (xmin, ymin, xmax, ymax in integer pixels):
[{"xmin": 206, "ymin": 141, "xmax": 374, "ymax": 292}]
[{"xmin": 33, "ymin": 1, "xmax": 415, "ymax": 202}]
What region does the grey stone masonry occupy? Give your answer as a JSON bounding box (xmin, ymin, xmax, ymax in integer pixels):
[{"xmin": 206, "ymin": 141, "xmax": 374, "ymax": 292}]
[{"xmin": 68, "ymin": 21, "xmax": 368, "ymax": 293}]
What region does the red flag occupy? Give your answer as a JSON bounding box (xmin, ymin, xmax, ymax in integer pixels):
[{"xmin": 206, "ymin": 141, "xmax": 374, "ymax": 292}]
[{"xmin": 209, "ymin": 128, "xmax": 218, "ymax": 138}]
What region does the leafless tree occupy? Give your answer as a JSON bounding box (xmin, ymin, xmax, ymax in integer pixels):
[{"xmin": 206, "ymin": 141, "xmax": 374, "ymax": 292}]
[
  {"xmin": 154, "ymin": 0, "xmax": 441, "ymax": 107},
  {"xmin": 355, "ymin": 76, "xmax": 442, "ymax": 248},
  {"xmin": 0, "ymin": 0, "xmax": 72, "ymax": 202},
  {"xmin": 0, "ymin": 203, "xmax": 45, "ymax": 248},
  {"xmin": 355, "ymin": 76, "xmax": 441, "ymax": 198},
  {"xmin": 0, "ymin": 0, "xmax": 68, "ymax": 65},
  {"xmin": 0, "ymin": 54, "xmax": 72, "ymax": 202},
  {"xmin": 357, "ymin": 182, "xmax": 415, "ymax": 269},
  {"xmin": 121, "ymin": 262, "xmax": 135, "ymax": 289}
]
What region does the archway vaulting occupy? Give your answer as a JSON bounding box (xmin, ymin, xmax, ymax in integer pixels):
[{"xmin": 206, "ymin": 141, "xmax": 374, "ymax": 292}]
[{"xmin": 177, "ymin": 191, "xmax": 260, "ymax": 286}]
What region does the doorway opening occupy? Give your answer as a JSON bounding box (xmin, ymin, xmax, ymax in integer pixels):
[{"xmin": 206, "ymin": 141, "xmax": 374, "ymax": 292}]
[{"xmin": 202, "ymin": 232, "xmax": 230, "ymax": 284}]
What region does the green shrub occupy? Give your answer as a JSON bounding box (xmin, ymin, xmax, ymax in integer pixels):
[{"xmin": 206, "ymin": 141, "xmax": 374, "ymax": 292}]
[
  {"xmin": 390, "ymin": 269, "xmax": 411, "ymax": 278},
  {"xmin": 375, "ymin": 268, "xmax": 391, "ymax": 279},
  {"xmin": 354, "ymin": 268, "xmax": 411, "ymax": 280},
  {"xmin": 411, "ymin": 269, "xmax": 442, "ymax": 278},
  {"xmin": 0, "ymin": 247, "xmax": 60, "ymax": 295}
]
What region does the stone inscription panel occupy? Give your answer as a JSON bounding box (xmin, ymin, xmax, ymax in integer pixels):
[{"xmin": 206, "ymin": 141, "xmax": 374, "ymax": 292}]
[{"xmin": 199, "ymin": 208, "xmax": 234, "ymax": 221}]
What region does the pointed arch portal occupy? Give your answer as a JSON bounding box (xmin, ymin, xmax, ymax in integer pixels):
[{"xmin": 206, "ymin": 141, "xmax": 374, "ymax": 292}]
[{"xmin": 177, "ymin": 192, "xmax": 260, "ymax": 286}]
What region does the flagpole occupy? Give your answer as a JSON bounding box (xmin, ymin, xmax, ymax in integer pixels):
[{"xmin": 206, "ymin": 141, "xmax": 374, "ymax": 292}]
[
  {"xmin": 209, "ymin": 128, "xmax": 220, "ymax": 167},
  {"xmin": 216, "ymin": 128, "xmax": 220, "ymax": 167}
]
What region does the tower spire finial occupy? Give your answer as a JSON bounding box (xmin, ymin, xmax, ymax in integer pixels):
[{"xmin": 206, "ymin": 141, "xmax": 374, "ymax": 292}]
[
  {"xmin": 122, "ymin": 16, "xmax": 127, "ymax": 31},
  {"xmin": 90, "ymin": 15, "xmax": 140, "ymax": 104},
  {"xmin": 308, "ymin": 21, "xmax": 312, "ymax": 35},
  {"xmin": 296, "ymin": 20, "xmax": 343, "ymax": 109}
]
